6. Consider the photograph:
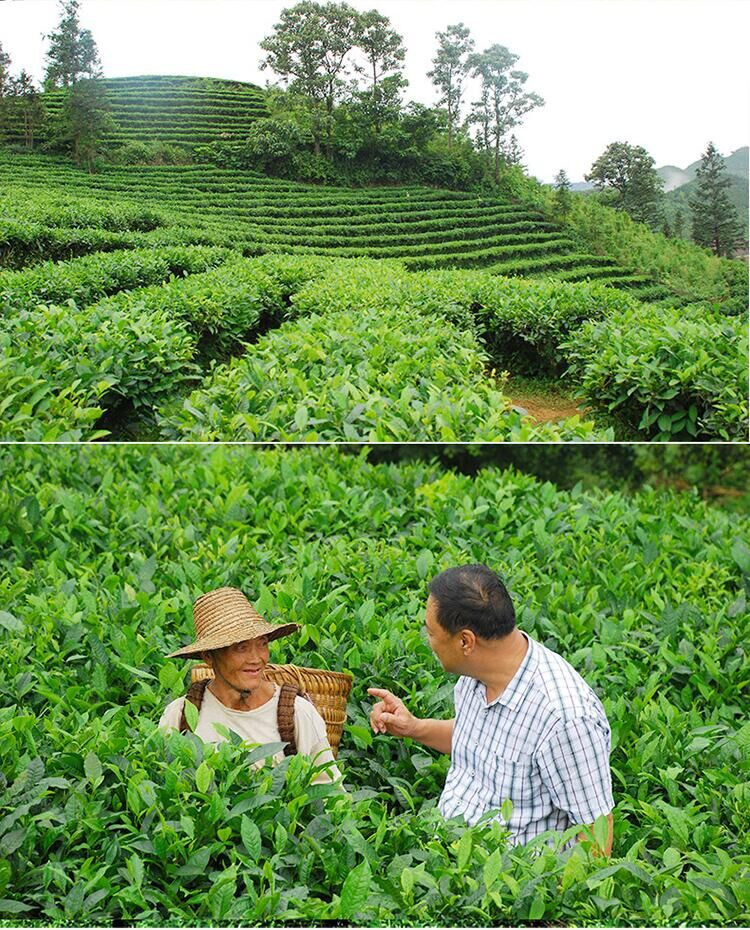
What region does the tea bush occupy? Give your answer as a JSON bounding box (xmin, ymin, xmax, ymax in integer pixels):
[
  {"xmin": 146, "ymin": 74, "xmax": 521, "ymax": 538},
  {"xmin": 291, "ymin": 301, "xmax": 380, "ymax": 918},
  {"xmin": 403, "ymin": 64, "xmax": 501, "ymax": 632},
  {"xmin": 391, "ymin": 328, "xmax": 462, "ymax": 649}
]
[
  {"xmin": 0, "ymin": 246, "xmax": 235, "ymax": 315},
  {"xmin": 0, "ymin": 446, "xmax": 748, "ymax": 925},
  {"xmin": 0, "ymin": 152, "xmax": 657, "ymax": 296},
  {"xmin": 562, "ymin": 304, "xmax": 749, "ymax": 441}
]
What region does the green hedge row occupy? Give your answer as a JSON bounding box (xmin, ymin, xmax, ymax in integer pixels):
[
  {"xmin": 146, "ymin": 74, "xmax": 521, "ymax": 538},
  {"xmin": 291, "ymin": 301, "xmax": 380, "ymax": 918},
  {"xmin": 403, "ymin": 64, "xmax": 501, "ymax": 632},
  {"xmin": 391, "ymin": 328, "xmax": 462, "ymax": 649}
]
[
  {"xmin": 0, "ymin": 257, "xmax": 336, "ymax": 440},
  {"xmin": 0, "ymin": 192, "xmax": 166, "ymax": 233},
  {"xmin": 562, "ymin": 304, "xmax": 749, "ymax": 441},
  {"xmin": 0, "ymin": 245, "xmax": 234, "ymax": 314},
  {"xmin": 157, "ymin": 261, "xmax": 602, "ymax": 442}
]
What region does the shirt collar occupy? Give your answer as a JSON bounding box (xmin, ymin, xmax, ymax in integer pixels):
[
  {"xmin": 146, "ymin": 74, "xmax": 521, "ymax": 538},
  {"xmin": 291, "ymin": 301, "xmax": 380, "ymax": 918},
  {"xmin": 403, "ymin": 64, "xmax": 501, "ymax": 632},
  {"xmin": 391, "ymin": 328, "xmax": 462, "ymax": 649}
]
[{"xmin": 474, "ymin": 630, "xmax": 538, "ymax": 711}]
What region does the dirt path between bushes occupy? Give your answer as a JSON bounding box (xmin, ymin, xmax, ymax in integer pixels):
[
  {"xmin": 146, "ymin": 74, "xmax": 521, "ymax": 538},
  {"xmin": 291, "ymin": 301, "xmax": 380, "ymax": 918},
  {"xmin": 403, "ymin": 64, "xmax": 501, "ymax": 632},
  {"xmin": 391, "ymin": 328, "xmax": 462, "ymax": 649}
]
[{"xmin": 505, "ymin": 382, "xmax": 590, "ymax": 424}]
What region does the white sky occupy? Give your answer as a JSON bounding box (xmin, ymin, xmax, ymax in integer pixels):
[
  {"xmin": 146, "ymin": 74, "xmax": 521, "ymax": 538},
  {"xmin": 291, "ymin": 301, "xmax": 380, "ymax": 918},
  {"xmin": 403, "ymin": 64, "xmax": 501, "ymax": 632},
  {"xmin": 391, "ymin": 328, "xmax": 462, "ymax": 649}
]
[{"xmin": 1, "ymin": 0, "xmax": 748, "ymax": 182}]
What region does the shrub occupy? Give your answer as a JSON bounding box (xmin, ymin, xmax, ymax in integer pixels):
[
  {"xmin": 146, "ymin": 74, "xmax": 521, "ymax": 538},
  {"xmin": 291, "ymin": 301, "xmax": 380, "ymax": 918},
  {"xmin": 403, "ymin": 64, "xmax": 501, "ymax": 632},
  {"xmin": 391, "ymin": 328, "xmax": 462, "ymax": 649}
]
[{"xmin": 562, "ymin": 304, "xmax": 749, "ymax": 440}]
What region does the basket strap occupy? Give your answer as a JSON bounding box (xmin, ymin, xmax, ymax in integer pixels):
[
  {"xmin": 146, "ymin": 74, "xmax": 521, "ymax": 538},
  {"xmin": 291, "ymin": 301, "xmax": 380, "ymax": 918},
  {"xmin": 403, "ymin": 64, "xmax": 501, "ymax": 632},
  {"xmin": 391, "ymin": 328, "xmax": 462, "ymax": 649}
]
[
  {"xmin": 278, "ymin": 682, "xmax": 301, "ymax": 756},
  {"xmin": 179, "ymin": 678, "xmax": 209, "ymax": 733}
]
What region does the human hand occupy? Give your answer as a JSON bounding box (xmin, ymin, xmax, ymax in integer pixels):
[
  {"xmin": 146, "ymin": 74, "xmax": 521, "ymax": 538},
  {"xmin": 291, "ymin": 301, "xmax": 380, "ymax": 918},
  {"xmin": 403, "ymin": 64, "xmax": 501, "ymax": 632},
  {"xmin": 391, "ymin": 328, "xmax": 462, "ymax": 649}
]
[{"xmin": 367, "ymin": 687, "xmax": 419, "ymax": 739}]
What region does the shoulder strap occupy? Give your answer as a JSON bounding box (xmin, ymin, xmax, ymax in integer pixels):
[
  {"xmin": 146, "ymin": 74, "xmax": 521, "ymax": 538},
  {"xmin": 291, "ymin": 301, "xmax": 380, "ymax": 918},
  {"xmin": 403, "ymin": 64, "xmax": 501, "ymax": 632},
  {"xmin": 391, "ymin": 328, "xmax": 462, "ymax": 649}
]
[
  {"xmin": 277, "ymin": 682, "xmax": 300, "ymax": 756},
  {"xmin": 179, "ymin": 678, "xmax": 209, "ymax": 733},
  {"xmin": 277, "ymin": 683, "xmax": 317, "ymax": 757}
]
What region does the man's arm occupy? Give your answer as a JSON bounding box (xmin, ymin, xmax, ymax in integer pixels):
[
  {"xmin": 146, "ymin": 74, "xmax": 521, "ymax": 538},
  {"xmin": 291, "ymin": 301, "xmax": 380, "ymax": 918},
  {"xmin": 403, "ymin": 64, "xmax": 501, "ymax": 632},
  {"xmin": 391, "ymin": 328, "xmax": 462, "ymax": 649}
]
[
  {"xmin": 368, "ymin": 687, "xmax": 454, "ymax": 754},
  {"xmin": 578, "ymin": 811, "xmax": 614, "ymax": 857},
  {"xmin": 411, "ymin": 717, "xmax": 454, "ymax": 754},
  {"xmin": 536, "ymin": 716, "xmax": 615, "ymax": 855}
]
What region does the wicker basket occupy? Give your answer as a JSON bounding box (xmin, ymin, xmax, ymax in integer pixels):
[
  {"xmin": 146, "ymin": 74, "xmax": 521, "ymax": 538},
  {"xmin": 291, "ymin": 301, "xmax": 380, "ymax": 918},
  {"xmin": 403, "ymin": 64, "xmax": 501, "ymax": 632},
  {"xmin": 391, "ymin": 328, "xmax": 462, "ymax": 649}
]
[{"xmin": 191, "ymin": 662, "xmax": 352, "ymax": 758}]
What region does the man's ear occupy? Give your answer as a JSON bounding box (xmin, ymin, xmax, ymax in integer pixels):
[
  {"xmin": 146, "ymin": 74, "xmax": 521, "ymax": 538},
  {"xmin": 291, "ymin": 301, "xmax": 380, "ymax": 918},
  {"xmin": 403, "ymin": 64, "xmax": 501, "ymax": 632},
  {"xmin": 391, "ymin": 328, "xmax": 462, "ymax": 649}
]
[
  {"xmin": 460, "ymin": 630, "xmax": 477, "ymax": 654},
  {"xmin": 201, "ymin": 650, "xmax": 214, "ymax": 667}
]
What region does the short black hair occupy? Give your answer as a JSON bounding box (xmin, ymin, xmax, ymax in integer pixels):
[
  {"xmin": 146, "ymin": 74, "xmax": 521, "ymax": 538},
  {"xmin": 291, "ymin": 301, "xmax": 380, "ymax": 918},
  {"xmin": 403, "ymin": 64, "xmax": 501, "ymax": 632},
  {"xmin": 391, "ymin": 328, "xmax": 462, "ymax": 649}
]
[{"xmin": 428, "ymin": 564, "xmax": 515, "ymax": 639}]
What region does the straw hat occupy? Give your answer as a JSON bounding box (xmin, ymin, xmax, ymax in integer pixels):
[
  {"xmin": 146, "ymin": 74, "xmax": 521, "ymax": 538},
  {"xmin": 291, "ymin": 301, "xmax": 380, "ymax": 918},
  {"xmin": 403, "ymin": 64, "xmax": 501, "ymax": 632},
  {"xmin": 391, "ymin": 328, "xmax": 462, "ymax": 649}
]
[{"xmin": 167, "ymin": 587, "xmax": 299, "ymax": 659}]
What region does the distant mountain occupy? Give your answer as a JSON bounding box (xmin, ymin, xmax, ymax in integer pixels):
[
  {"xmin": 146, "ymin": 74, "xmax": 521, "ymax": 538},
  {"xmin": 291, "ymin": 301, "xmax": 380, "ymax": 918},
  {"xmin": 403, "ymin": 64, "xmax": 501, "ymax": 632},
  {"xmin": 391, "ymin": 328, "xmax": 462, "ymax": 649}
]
[
  {"xmin": 665, "ymin": 171, "xmax": 748, "ymax": 238},
  {"xmin": 657, "ymin": 165, "xmax": 691, "ymax": 192},
  {"xmin": 658, "ymin": 146, "xmax": 748, "ymax": 191},
  {"xmin": 567, "ymin": 146, "xmax": 748, "ymax": 193}
]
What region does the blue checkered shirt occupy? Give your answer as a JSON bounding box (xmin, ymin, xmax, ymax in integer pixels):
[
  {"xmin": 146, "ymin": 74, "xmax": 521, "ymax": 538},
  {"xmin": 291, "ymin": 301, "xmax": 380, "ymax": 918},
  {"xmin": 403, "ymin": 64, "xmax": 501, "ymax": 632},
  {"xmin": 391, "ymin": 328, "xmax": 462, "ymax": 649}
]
[{"xmin": 438, "ymin": 631, "xmax": 614, "ymax": 846}]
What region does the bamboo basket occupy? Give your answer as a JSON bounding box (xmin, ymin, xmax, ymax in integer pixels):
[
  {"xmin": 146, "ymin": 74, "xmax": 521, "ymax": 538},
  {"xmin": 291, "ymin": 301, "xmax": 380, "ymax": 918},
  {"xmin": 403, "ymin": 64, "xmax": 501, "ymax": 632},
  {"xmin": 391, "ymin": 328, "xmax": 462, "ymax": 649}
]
[{"xmin": 191, "ymin": 662, "xmax": 352, "ymax": 758}]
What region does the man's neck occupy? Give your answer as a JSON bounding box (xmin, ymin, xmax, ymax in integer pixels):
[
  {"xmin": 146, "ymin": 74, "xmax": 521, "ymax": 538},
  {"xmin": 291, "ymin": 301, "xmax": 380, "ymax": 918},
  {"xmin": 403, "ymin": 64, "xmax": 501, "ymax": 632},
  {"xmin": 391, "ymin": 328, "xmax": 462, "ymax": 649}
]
[
  {"xmin": 208, "ymin": 677, "xmax": 275, "ymax": 711},
  {"xmin": 470, "ymin": 629, "xmax": 529, "ymax": 705}
]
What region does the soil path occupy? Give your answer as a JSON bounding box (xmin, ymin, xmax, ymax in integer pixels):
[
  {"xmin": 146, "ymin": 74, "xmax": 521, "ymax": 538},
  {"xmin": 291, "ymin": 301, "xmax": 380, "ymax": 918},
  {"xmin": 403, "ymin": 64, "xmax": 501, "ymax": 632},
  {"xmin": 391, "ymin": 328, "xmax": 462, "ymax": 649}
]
[{"xmin": 507, "ymin": 387, "xmax": 589, "ymax": 424}]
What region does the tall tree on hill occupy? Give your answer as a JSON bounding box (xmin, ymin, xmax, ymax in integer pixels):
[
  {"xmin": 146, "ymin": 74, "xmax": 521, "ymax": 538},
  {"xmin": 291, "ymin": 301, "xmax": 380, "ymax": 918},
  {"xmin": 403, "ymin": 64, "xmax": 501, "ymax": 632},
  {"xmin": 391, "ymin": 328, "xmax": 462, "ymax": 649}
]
[
  {"xmin": 585, "ymin": 141, "xmax": 664, "ymax": 228},
  {"xmin": 43, "ymin": 0, "xmax": 101, "ymax": 89},
  {"xmin": 553, "ymin": 168, "xmax": 572, "ymax": 220},
  {"xmin": 0, "ymin": 41, "xmax": 12, "ymax": 140},
  {"xmin": 673, "ymin": 207, "xmax": 685, "ymax": 239},
  {"xmin": 260, "ymin": 1, "xmax": 360, "ymax": 158},
  {"xmin": 689, "ymin": 141, "xmax": 743, "ymax": 257},
  {"xmin": 466, "ymin": 44, "xmax": 543, "ymax": 182},
  {"xmin": 354, "ymin": 10, "xmax": 406, "ymax": 134},
  {"xmin": 56, "ymin": 77, "xmax": 112, "ymax": 171},
  {"xmin": 427, "ymin": 23, "xmax": 474, "ymax": 150},
  {"xmin": 9, "ymin": 71, "xmax": 45, "ymax": 149}
]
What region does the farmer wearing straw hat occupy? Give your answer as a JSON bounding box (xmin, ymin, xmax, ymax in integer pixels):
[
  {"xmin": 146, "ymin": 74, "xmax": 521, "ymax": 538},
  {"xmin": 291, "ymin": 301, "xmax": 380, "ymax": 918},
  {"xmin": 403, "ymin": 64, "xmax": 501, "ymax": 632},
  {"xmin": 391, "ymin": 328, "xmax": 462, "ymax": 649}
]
[
  {"xmin": 159, "ymin": 587, "xmax": 341, "ymax": 784},
  {"xmin": 368, "ymin": 564, "xmax": 613, "ymax": 853}
]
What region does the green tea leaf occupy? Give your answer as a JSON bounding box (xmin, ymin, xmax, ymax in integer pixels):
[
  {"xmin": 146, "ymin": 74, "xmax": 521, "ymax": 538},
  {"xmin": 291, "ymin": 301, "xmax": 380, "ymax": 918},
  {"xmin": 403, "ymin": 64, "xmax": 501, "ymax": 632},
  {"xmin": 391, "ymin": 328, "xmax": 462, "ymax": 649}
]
[
  {"xmin": 416, "ymin": 549, "xmax": 433, "ymax": 580},
  {"xmin": 663, "ymin": 847, "xmax": 681, "ymax": 870},
  {"xmin": 84, "ymin": 751, "xmax": 102, "ymax": 783},
  {"xmin": 593, "ymin": 812, "xmax": 610, "ymax": 853},
  {"xmin": 340, "ymin": 859, "xmax": 372, "ymax": 919},
  {"xmin": 241, "ymin": 815, "xmax": 261, "ymax": 861},
  {"xmin": 456, "ymin": 830, "xmax": 472, "ymax": 871},
  {"xmin": 195, "ymin": 761, "xmax": 211, "ymax": 793},
  {"xmin": 183, "ymin": 700, "xmax": 199, "ymax": 733},
  {"xmin": 0, "ymin": 611, "xmax": 23, "ymax": 632},
  {"xmin": 529, "ymin": 894, "xmax": 545, "ymax": 920},
  {"xmin": 0, "ymin": 899, "xmax": 34, "ymax": 914},
  {"xmin": 483, "ymin": 848, "xmax": 502, "ymax": 890}
]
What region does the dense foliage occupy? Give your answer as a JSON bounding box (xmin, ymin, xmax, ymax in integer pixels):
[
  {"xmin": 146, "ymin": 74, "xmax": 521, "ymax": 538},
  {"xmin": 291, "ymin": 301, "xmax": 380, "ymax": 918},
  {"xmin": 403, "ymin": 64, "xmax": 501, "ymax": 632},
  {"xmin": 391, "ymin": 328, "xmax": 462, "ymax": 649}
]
[
  {"xmin": 0, "ymin": 446, "xmax": 748, "ymax": 926},
  {"xmin": 2, "ymin": 230, "xmax": 745, "ymax": 440}
]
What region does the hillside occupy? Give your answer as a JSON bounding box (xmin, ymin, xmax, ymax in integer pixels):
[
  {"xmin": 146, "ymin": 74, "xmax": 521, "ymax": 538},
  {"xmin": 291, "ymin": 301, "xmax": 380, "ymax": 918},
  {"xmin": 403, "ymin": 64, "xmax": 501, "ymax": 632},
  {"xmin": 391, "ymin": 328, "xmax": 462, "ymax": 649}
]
[
  {"xmin": 0, "ymin": 150, "xmax": 670, "ymax": 299},
  {"xmin": 13, "ymin": 74, "xmax": 269, "ymax": 149},
  {"xmin": 665, "ymin": 173, "xmax": 749, "ymax": 238}
]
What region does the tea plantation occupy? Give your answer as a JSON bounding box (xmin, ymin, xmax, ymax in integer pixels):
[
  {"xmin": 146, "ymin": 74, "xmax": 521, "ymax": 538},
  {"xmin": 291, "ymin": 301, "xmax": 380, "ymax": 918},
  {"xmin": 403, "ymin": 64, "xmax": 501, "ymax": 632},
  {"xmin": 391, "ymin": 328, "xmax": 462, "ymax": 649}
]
[
  {"xmin": 6, "ymin": 75, "xmax": 270, "ymax": 149},
  {"xmin": 0, "ymin": 445, "xmax": 748, "ymax": 925},
  {"xmin": 2, "ymin": 151, "xmax": 747, "ymax": 441}
]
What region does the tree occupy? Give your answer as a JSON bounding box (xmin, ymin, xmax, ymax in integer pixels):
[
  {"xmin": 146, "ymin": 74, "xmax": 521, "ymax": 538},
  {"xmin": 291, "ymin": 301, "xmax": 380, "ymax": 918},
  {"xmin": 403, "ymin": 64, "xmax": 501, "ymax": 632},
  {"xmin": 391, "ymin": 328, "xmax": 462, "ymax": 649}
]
[
  {"xmin": 58, "ymin": 77, "xmax": 113, "ymax": 171},
  {"xmin": 353, "ymin": 9, "xmax": 406, "ymax": 134},
  {"xmin": 661, "ymin": 217, "xmax": 672, "ymax": 238},
  {"xmin": 689, "ymin": 141, "xmax": 743, "ymax": 257},
  {"xmin": 466, "ymin": 44, "xmax": 543, "ymax": 181},
  {"xmin": 673, "ymin": 207, "xmax": 685, "ymax": 240},
  {"xmin": 44, "ymin": 0, "xmax": 101, "ymax": 89},
  {"xmin": 0, "ymin": 41, "xmax": 12, "ymax": 140},
  {"xmin": 585, "ymin": 141, "xmax": 664, "ymax": 228},
  {"xmin": 554, "ymin": 168, "xmax": 572, "ymax": 220},
  {"xmin": 260, "ymin": 1, "xmax": 360, "ymax": 158},
  {"xmin": 0, "ymin": 41, "xmax": 11, "ymax": 96},
  {"xmin": 427, "ymin": 23, "xmax": 474, "ymax": 149},
  {"xmin": 502, "ymin": 133, "xmax": 524, "ymax": 167},
  {"xmin": 9, "ymin": 70, "xmax": 45, "ymax": 148}
]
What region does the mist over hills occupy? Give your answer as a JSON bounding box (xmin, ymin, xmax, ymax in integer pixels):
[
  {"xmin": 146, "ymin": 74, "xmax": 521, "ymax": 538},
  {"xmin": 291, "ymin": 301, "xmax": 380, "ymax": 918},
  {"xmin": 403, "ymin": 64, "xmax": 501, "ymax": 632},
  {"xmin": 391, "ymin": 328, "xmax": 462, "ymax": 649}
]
[{"xmin": 567, "ymin": 145, "xmax": 748, "ymax": 192}]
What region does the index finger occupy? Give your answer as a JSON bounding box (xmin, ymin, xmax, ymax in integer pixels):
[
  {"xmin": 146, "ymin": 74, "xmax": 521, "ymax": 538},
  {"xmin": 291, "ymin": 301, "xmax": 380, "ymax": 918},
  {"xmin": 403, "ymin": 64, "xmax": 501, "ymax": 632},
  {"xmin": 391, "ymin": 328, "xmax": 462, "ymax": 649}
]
[{"xmin": 367, "ymin": 687, "xmax": 396, "ymax": 699}]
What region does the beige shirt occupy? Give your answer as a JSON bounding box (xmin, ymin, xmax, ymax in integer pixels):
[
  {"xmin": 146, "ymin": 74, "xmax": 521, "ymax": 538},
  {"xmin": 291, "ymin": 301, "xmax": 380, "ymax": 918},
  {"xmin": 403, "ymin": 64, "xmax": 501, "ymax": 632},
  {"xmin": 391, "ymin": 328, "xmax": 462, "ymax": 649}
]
[{"xmin": 159, "ymin": 684, "xmax": 342, "ymax": 784}]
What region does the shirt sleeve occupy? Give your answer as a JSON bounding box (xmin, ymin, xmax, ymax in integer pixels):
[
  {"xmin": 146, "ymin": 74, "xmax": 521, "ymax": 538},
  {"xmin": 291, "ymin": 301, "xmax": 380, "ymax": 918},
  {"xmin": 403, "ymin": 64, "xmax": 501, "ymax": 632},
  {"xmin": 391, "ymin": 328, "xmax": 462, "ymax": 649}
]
[
  {"xmin": 535, "ymin": 715, "xmax": 614, "ymax": 825},
  {"xmin": 158, "ymin": 698, "xmax": 184, "ymax": 730},
  {"xmin": 294, "ymin": 697, "xmax": 343, "ymax": 785}
]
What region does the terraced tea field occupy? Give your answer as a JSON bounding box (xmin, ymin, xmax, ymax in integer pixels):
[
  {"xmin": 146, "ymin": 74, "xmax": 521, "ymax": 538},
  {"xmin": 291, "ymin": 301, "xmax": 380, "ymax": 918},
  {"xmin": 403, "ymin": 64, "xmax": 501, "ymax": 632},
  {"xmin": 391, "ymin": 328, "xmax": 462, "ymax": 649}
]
[
  {"xmin": 6, "ymin": 75, "xmax": 269, "ymax": 149},
  {"xmin": 1, "ymin": 151, "xmax": 746, "ymax": 441},
  {"xmin": 0, "ymin": 151, "xmax": 672, "ymax": 294},
  {"xmin": 1, "ymin": 445, "xmax": 748, "ymax": 925}
]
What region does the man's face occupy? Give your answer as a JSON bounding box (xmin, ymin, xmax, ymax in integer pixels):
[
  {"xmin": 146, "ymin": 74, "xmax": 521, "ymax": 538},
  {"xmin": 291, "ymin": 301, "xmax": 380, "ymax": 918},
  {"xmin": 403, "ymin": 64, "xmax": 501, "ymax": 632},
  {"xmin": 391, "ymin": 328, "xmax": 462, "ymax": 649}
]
[
  {"xmin": 212, "ymin": 635, "xmax": 270, "ymax": 690},
  {"xmin": 424, "ymin": 595, "xmax": 464, "ymax": 672}
]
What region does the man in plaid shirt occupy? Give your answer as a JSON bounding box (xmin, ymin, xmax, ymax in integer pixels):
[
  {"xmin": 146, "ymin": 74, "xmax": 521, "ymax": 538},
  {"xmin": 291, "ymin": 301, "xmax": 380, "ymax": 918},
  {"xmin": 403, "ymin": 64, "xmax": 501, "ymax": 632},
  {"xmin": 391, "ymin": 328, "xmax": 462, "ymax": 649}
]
[{"xmin": 369, "ymin": 563, "xmax": 614, "ymax": 853}]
